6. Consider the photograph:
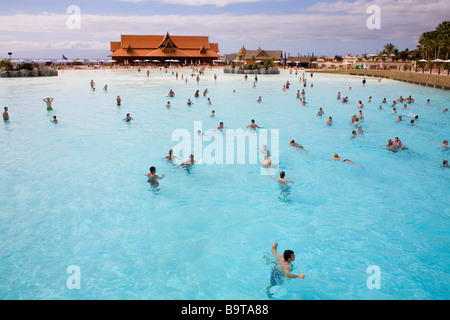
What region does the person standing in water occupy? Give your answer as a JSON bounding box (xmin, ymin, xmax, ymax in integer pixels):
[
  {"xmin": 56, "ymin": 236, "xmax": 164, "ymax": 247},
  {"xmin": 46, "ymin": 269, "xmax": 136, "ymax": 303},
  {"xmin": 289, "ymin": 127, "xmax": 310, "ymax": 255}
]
[
  {"xmin": 3, "ymin": 107, "xmax": 9, "ymax": 121},
  {"xmin": 146, "ymin": 166, "xmax": 165, "ymax": 188},
  {"xmin": 43, "ymin": 98, "xmax": 54, "ymax": 111}
]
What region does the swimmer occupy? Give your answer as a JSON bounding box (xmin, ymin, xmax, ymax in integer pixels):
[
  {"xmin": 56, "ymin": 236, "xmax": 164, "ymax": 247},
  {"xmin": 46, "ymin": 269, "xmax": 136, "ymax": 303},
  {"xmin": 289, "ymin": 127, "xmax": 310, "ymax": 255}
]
[
  {"xmin": 123, "ymin": 113, "xmax": 133, "ymax": 122},
  {"xmin": 268, "ymin": 171, "xmax": 294, "ymax": 184},
  {"xmin": 392, "ymin": 108, "xmax": 397, "ymax": 114},
  {"xmin": 337, "ymin": 92, "xmax": 341, "ymax": 100},
  {"xmin": 393, "ymin": 137, "xmax": 408, "ymax": 150},
  {"xmin": 403, "ymin": 104, "xmax": 407, "ymax": 109},
  {"xmin": 116, "ymin": 96, "xmax": 121, "ymax": 106},
  {"xmin": 444, "ymin": 108, "xmax": 448, "ymax": 112},
  {"xmin": 406, "ymin": 96, "xmax": 415, "ymax": 103},
  {"xmin": 43, "ymin": 98, "xmax": 54, "ymax": 111},
  {"xmin": 262, "ymin": 155, "xmax": 272, "ymax": 168},
  {"xmin": 90, "ymin": 80, "xmax": 95, "ymax": 89},
  {"xmin": 289, "ymin": 139, "xmax": 304, "ymax": 151},
  {"xmin": 194, "ymin": 90, "xmax": 199, "ymax": 98},
  {"xmin": 380, "ymin": 139, "xmax": 396, "ymax": 151},
  {"xmin": 166, "ymin": 101, "xmax": 171, "ymax": 108},
  {"xmin": 168, "ymin": 89, "xmax": 175, "ymax": 97},
  {"xmin": 146, "ymin": 166, "xmax": 165, "ymax": 188},
  {"xmin": 203, "ymin": 89, "xmax": 208, "ymax": 96},
  {"xmin": 50, "ymin": 115, "xmax": 58, "ymax": 123},
  {"xmin": 357, "ymin": 126, "xmax": 367, "ymax": 134},
  {"xmin": 397, "ymin": 116, "xmax": 403, "ymax": 121},
  {"xmin": 332, "ymin": 153, "xmax": 363, "ymax": 168},
  {"xmin": 207, "ymin": 98, "xmax": 211, "ymax": 105},
  {"xmin": 210, "ymin": 110, "xmax": 215, "ymax": 117},
  {"xmin": 247, "ymin": 119, "xmax": 263, "ymax": 129},
  {"xmin": 397, "ymin": 96, "xmax": 404, "ymax": 102},
  {"xmin": 3, "ymin": 107, "xmax": 9, "ymax": 121},
  {"xmin": 378, "ymin": 105, "xmax": 383, "ymax": 110},
  {"xmin": 426, "ymin": 99, "xmax": 432, "ymax": 103},
  {"xmin": 217, "ymin": 122, "xmax": 224, "ymax": 130},
  {"xmin": 351, "ymin": 115, "xmax": 358, "ymax": 123},
  {"xmin": 410, "ymin": 119, "xmax": 415, "ymax": 125},
  {"xmin": 353, "ymin": 118, "xmax": 363, "ymax": 126},
  {"xmin": 439, "ymin": 140, "xmax": 449, "ymax": 149},
  {"xmin": 368, "ymin": 96, "xmax": 372, "ymax": 103},
  {"xmin": 187, "ymin": 99, "xmax": 194, "ymax": 106},
  {"xmin": 261, "ymin": 145, "xmax": 269, "ymax": 156},
  {"xmin": 103, "ymin": 84, "xmax": 108, "ymax": 92},
  {"xmin": 296, "ymin": 90, "xmax": 300, "ymax": 99},
  {"xmin": 342, "ymin": 97, "xmax": 349, "ymax": 103},
  {"xmin": 357, "ymin": 101, "xmax": 364, "ymax": 108},
  {"xmin": 442, "ymin": 160, "xmax": 449, "ymax": 167},
  {"xmin": 351, "ymin": 130, "xmax": 357, "ymax": 138},
  {"xmin": 268, "ymin": 242, "xmax": 304, "ymax": 290},
  {"xmin": 164, "ymin": 149, "xmax": 177, "ymax": 162},
  {"xmin": 325, "ymin": 117, "xmax": 333, "ymax": 125},
  {"xmin": 178, "ymin": 154, "xmax": 195, "ymax": 168},
  {"xmin": 317, "ymin": 108, "xmax": 324, "ymax": 116},
  {"xmin": 358, "ymin": 110, "xmax": 364, "ymax": 119},
  {"xmin": 257, "ymin": 96, "xmax": 262, "ymax": 102},
  {"xmin": 392, "ymin": 101, "xmax": 397, "ymax": 107},
  {"xmin": 382, "ymin": 98, "xmax": 387, "ymax": 103},
  {"xmin": 362, "ymin": 78, "xmax": 366, "ymax": 85}
]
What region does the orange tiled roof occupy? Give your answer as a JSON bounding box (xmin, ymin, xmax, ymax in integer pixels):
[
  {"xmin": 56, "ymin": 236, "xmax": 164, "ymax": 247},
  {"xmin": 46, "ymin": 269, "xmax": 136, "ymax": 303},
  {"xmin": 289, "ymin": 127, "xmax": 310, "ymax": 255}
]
[{"xmin": 110, "ymin": 33, "xmax": 221, "ymax": 58}]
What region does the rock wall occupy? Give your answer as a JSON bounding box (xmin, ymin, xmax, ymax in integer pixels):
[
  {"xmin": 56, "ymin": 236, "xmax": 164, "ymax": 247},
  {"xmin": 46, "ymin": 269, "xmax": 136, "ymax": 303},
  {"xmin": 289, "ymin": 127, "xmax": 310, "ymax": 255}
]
[{"xmin": 0, "ymin": 67, "xmax": 58, "ymax": 78}]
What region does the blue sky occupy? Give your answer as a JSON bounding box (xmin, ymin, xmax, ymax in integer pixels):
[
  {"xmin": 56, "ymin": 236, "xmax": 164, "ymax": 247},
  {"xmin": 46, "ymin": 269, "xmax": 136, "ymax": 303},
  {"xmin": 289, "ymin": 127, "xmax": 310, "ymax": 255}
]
[{"xmin": 1, "ymin": 0, "xmax": 449, "ymax": 59}]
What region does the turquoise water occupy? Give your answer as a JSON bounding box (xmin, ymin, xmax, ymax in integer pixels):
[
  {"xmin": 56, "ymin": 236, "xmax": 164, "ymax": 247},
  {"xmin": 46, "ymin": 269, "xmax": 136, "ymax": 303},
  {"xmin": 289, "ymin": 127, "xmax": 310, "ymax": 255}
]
[{"xmin": 0, "ymin": 69, "xmax": 449, "ymax": 300}]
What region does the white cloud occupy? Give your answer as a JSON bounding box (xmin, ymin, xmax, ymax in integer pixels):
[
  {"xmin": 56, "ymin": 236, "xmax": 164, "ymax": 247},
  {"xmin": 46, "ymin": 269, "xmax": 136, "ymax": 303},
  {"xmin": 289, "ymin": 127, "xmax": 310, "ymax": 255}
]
[
  {"xmin": 0, "ymin": 0, "xmax": 448, "ymax": 56},
  {"xmin": 156, "ymin": 0, "xmax": 274, "ymax": 6}
]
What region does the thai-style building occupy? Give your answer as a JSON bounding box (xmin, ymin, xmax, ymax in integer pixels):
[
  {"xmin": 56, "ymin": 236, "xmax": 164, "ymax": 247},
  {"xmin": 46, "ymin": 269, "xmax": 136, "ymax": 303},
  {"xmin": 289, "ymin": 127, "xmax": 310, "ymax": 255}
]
[
  {"xmin": 235, "ymin": 45, "xmax": 283, "ymax": 66},
  {"xmin": 109, "ymin": 33, "xmax": 222, "ymax": 65}
]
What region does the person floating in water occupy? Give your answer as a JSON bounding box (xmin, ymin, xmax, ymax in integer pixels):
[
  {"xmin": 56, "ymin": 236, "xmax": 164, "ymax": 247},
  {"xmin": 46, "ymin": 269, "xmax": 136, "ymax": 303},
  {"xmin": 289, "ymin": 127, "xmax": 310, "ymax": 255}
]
[
  {"xmin": 43, "ymin": 98, "xmax": 54, "ymax": 111},
  {"xmin": 3, "ymin": 107, "xmax": 9, "ymax": 121},
  {"xmin": 146, "ymin": 166, "xmax": 165, "ymax": 188},
  {"xmin": 332, "ymin": 153, "xmax": 363, "ymax": 168},
  {"xmin": 289, "ymin": 139, "xmax": 304, "ymax": 151},
  {"xmin": 267, "ymin": 242, "xmax": 305, "ymax": 291}
]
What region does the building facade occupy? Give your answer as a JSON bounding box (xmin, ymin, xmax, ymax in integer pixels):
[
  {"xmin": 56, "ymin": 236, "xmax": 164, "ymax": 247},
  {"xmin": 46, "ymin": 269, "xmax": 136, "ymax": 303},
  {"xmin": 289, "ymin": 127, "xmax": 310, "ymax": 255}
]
[{"xmin": 109, "ymin": 33, "xmax": 222, "ymax": 65}]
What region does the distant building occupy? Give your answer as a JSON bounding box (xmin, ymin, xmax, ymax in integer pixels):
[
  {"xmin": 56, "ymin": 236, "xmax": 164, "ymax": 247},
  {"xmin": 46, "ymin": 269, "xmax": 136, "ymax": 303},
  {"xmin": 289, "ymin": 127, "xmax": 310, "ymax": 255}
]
[
  {"xmin": 286, "ymin": 57, "xmax": 312, "ymax": 68},
  {"xmin": 109, "ymin": 33, "xmax": 222, "ymax": 65},
  {"xmin": 235, "ymin": 45, "xmax": 283, "ymax": 65}
]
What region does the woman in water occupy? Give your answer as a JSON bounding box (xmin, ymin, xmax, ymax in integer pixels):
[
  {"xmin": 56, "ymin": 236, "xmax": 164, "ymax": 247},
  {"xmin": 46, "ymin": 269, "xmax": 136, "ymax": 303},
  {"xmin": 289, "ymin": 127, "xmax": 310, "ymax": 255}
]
[
  {"xmin": 332, "ymin": 153, "xmax": 363, "ymax": 168},
  {"xmin": 164, "ymin": 149, "xmax": 177, "ymax": 162}
]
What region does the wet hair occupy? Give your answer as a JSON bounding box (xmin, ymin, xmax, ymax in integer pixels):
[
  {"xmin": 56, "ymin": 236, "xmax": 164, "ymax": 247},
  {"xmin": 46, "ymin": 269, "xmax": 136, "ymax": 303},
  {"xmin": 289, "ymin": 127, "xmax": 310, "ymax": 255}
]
[
  {"xmin": 251, "ymin": 119, "xmax": 255, "ymax": 123},
  {"xmin": 150, "ymin": 166, "xmax": 156, "ymax": 173},
  {"xmin": 444, "ymin": 160, "xmax": 449, "ymax": 166},
  {"xmin": 280, "ymin": 171, "xmax": 285, "ymax": 178},
  {"xmin": 283, "ymin": 250, "xmax": 294, "ymax": 261}
]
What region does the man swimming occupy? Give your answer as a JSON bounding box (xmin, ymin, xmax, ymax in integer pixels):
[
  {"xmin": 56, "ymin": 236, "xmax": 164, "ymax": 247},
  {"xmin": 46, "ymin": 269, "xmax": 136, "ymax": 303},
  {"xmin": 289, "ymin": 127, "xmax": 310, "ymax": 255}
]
[
  {"xmin": 268, "ymin": 242, "xmax": 305, "ymax": 289},
  {"xmin": 289, "ymin": 139, "xmax": 304, "ymax": 151},
  {"xmin": 217, "ymin": 122, "xmax": 224, "ymax": 130}
]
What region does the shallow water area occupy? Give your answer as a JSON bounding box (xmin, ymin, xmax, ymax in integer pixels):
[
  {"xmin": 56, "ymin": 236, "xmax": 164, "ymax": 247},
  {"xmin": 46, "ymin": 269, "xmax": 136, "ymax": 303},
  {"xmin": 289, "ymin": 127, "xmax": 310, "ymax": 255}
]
[{"xmin": 0, "ymin": 68, "xmax": 449, "ymax": 300}]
